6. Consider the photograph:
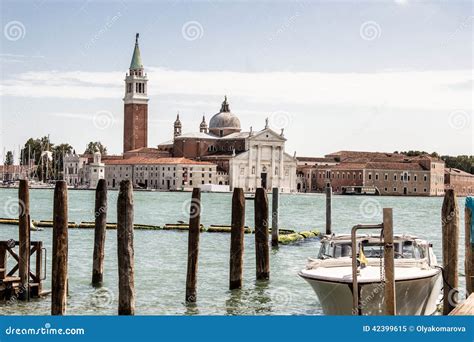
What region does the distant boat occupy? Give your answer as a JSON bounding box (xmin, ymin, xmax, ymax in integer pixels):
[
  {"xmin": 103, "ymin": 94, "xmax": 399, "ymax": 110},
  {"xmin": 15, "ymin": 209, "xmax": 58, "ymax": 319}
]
[{"xmin": 299, "ymin": 234, "xmax": 442, "ymax": 315}]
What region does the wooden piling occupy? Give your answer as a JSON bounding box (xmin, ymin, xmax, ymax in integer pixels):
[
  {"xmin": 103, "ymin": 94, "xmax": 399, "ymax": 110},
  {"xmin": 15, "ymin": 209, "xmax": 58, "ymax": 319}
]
[
  {"xmin": 51, "ymin": 181, "xmax": 68, "ymax": 315},
  {"xmin": 442, "ymin": 189, "xmax": 460, "ymax": 315},
  {"xmin": 117, "ymin": 180, "xmax": 135, "ymax": 315},
  {"xmin": 186, "ymin": 188, "xmax": 201, "ymax": 302},
  {"xmin": 271, "ymin": 187, "xmax": 279, "ymax": 247},
  {"xmin": 383, "ymin": 208, "xmax": 396, "ymax": 315},
  {"xmin": 326, "ymin": 185, "xmax": 332, "ymax": 235},
  {"xmin": 465, "ymin": 197, "xmax": 473, "ymax": 294},
  {"xmin": 92, "ymin": 179, "xmax": 107, "ymax": 287},
  {"xmin": 255, "ymin": 188, "xmax": 269, "ymax": 280},
  {"xmin": 18, "ymin": 179, "xmax": 30, "ymax": 300},
  {"xmin": 230, "ymin": 188, "xmax": 245, "ymax": 290}
]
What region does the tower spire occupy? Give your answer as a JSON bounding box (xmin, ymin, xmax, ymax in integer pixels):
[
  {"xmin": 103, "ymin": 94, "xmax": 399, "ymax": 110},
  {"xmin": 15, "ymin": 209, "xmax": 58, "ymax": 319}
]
[
  {"xmin": 130, "ymin": 33, "xmax": 143, "ymax": 70},
  {"xmin": 200, "ymin": 114, "xmax": 208, "ymax": 133},
  {"xmin": 174, "ymin": 113, "xmax": 182, "ymax": 138}
]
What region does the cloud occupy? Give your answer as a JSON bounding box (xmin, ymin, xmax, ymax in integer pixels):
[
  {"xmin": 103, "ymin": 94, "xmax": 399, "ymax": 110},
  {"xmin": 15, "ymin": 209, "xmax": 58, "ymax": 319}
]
[{"xmin": 0, "ymin": 67, "xmax": 471, "ymax": 111}]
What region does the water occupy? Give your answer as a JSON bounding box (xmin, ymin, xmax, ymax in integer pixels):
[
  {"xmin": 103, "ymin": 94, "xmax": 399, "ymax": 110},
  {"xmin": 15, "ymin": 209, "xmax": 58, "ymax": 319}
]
[{"xmin": 0, "ymin": 188, "xmax": 467, "ymax": 315}]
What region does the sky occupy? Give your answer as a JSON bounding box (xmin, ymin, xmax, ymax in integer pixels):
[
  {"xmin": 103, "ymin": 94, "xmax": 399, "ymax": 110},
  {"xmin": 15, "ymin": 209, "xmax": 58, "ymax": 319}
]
[{"xmin": 0, "ymin": 0, "xmax": 472, "ymax": 162}]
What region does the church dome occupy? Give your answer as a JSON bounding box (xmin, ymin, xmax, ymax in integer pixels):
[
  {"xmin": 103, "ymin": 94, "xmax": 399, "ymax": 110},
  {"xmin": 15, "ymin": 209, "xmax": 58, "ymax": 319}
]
[{"xmin": 209, "ymin": 97, "xmax": 241, "ymax": 134}]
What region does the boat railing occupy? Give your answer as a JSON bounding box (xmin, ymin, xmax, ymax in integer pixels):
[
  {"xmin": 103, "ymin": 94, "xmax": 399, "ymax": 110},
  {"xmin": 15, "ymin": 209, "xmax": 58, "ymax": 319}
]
[{"xmin": 351, "ymin": 224, "xmax": 384, "ymax": 315}]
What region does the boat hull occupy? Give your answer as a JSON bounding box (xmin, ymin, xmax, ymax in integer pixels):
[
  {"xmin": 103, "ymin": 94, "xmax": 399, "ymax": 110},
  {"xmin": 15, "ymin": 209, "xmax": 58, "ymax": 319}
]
[{"xmin": 300, "ymin": 270, "xmax": 442, "ymax": 315}]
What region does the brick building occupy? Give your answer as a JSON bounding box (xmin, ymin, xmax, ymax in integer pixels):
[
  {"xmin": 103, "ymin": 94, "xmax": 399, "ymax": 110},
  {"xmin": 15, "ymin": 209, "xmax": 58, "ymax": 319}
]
[
  {"xmin": 297, "ymin": 151, "xmax": 447, "ymax": 196},
  {"xmin": 445, "ymin": 168, "xmax": 474, "ymax": 196}
]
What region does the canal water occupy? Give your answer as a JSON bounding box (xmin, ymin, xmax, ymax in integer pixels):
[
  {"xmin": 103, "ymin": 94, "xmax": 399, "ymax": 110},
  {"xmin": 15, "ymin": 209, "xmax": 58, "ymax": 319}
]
[{"xmin": 0, "ymin": 188, "xmax": 467, "ymax": 315}]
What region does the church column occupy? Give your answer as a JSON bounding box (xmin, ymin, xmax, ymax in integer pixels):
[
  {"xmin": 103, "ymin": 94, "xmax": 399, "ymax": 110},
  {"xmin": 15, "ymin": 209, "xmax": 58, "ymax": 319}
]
[
  {"xmin": 256, "ymin": 145, "xmax": 261, "ymax": 189},
  {"xmin": 247, "ymin": 144, "xmax": 252, "ymax": 190},
  {"xmin": 279, "ymin": 147, "xmax": 284, "ymax": 189},
  {"xmin": 270, "ymin": 145, "xmax": 275, "ymax": 189}
]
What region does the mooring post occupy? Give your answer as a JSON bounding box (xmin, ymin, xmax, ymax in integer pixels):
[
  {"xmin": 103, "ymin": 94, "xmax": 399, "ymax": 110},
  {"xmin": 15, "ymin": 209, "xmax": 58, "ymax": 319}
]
[
  {"xmin": 51, "ymin": 181, "xmax": 68, "ymax": 315},
  {"xmin": 442, "ymin": 189, "xmax": 460, "ymax": 315},
  {"xmin": 271, "ymin": 187, "xmax": 279, "ymax": 247},
  {"xmin": 383, "ymin": 208, "xmax": 396, "ymax": 315},
  {"xmin": 186, "ymin": 188, "xmax": 201, "ymax": 302},
  {"xmin": 92, "ymin": 179, "xmax": 107, "ymax": 287},
  {"xmin": 255, "ymin": 188, "xmax": 270, "ymax": 280},
  {"xmin": 117, "ymin": 180, "xmax": 135, "ymax": 315},
  {"xmin": 18, "ymin": 179, "xmax": 30, "ymax": 301},
  {"xmin": 465, "ymin": 197, "xmax": 473, "ymax": 294},
  {"xmin": 230, "ymin": 188, "xmax": 245, "ymax": 290},
  {"xmin": 326, "ymin": 184, "xmax": 332, "ymax": 235}
]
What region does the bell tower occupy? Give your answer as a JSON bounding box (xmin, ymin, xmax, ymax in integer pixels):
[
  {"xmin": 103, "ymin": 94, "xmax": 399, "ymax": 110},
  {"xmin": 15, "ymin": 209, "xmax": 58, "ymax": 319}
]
[{"xmin": 123, "ymin": 33, "xmax": 149, "ymax": 153}]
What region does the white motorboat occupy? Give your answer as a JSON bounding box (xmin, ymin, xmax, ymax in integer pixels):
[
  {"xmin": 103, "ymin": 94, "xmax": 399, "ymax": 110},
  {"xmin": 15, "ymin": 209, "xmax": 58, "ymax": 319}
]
[{"xmin": 299, "ymin": 234, "xmax": 442, "ymax": 315}]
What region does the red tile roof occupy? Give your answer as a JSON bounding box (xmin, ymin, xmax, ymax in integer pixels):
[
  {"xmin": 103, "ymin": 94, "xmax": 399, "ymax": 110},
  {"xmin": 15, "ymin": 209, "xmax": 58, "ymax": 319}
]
[
  {"xmin": 445, "ymin": 168, "xmax": 474, "ymax": 176},
  {"xmin": 103, "ymin": 156, "xmax": 213, "ymax": 166}
]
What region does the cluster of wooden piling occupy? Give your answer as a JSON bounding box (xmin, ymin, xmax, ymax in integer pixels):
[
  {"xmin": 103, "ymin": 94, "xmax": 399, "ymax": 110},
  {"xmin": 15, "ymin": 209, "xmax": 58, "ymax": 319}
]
[
  {"xmin": 441, "ymin": 189, "xmax": 474, "ymax": 315},
  {"xmin": 5, "ymin": 179, "xmax": 473, "ymax": 316},
  {"xmin": 13, "ymin": 180, "xmax": 296, "ymax": 313}
]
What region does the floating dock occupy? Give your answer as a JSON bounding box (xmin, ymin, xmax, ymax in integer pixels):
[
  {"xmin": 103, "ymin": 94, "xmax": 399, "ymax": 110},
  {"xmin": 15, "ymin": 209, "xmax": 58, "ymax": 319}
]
[
  {"xmin": 449, "ymin": 293, "xmax": 474, "ymax": 315},
  {"xmin": 0, "ymin": 218, "xmax": 319, "ymax": 245}
]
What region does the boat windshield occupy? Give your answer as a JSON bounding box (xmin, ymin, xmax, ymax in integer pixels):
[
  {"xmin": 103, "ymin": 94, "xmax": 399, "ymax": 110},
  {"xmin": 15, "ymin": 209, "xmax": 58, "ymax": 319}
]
[{"xmin": 318, "ymin": 240, "xmax": 426, "ymax": 259}]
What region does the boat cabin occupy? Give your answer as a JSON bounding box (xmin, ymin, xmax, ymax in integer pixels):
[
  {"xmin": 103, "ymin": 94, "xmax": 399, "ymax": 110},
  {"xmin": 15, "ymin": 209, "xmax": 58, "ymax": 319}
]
[{"xmin": 318, "ymin": 235, "xmax": 428, "ymax": 260}]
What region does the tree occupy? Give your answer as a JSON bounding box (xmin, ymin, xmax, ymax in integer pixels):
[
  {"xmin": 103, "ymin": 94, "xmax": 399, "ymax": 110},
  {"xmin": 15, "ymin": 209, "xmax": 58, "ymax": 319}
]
[
  {"xmin": 396, "ymin": 150, "xmax": 474, "ymax": 174},
  {"xmin": 84, "ymin": 141, "xmax": 107, "ymax": 155},
  {"xmin": 52, "ymin": 143, "xmax": 73, "ymax": 180},
  {"xmin": 21, "ymin": 136, "xmax": 76, "ymax": 180},
  {"xmin": 4, "ymin": 151, "xmax": 13, "ymax": 165}
]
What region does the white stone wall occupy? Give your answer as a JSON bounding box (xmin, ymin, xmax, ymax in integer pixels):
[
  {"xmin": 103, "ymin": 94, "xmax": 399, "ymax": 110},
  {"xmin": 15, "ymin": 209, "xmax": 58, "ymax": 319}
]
[
  {"xmin": 229, "ymin": 128, "xmax": 296, "ymax": 192},
  {"xmin": 105, "ymin": 163, "xmax": 218, "ymax": 190},
  {"xmin": 63, "ymin": 154, "xmax": 89, "ymax": 187}
]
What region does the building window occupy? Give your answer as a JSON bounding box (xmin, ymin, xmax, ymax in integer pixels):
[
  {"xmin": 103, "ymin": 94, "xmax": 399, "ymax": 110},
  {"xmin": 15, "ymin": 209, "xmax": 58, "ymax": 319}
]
[
  {"xmin": 252, "ymin": 166, "xmax": 255, "ymax": 175},
  {"xmin": 375, "ymin": 173, "xmax": 379, "ymax": 180},
  {"xmin": 359, "ymin": 173, "xmax": 362, "ymax": 180},
  {"xmin": 414, "ymin": 175, "xmax": 417, "ymax": 181},
  {"xmin": 202, "ymin": 180, "xmax": 204, "ymax": 184},
  {"xmin": 393, "ymin": 187, "xmax": 397, "ymax": 192},
  {"xmin": 190, "ymin": 180, "xmax": 193, "ymax": 186},
  {"xmin": 384, "ymin": 187, "xmax": 388, "ymax": 192},
  {"xmin": 424, "ymin": 188, "xmax": 427, "ymax": 192},
  {"xmin": 368, "ymin": 173, "xmax": 372, "ymax": 180},
  {"xmin": 394, "ymin": 174, "xmax": 397, "ymax": 181},
  {"xmin": 384, "ymin": 174, "xmax": 388, "ymax": 180},
  {"xmin": 424, "ymin": 175, "xmax": 427, "ymax": 182},
  {"xmin": 414, "ymin": 188, "xmax": 417, "ymax": 192}
]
